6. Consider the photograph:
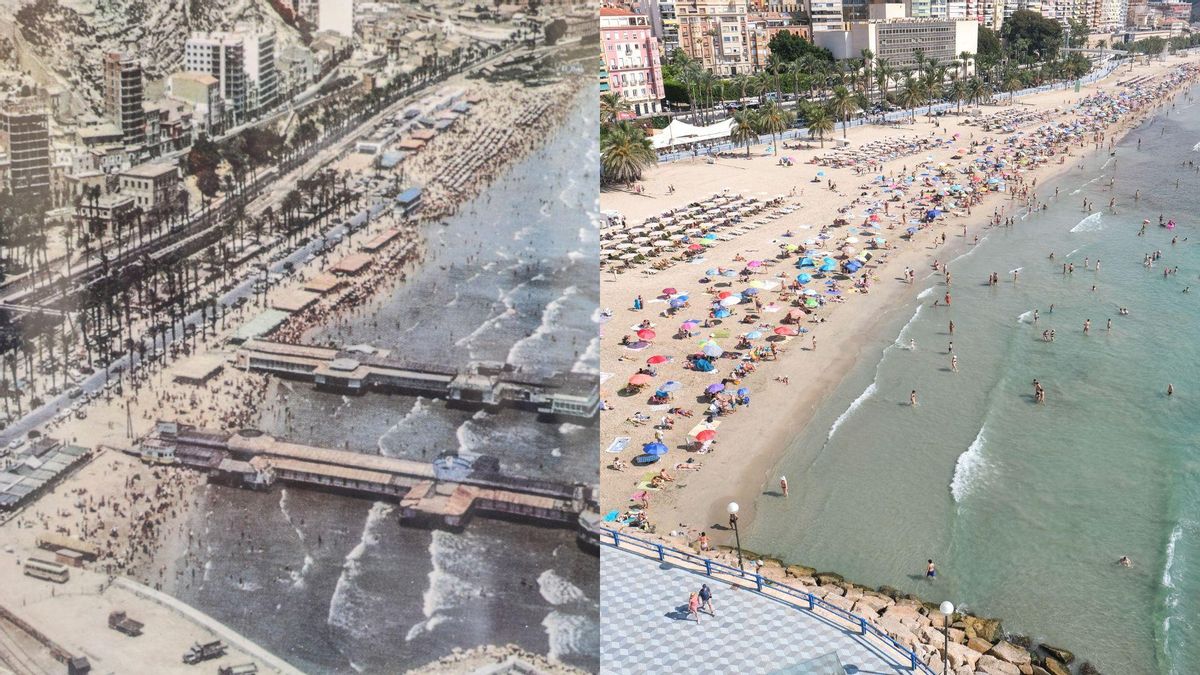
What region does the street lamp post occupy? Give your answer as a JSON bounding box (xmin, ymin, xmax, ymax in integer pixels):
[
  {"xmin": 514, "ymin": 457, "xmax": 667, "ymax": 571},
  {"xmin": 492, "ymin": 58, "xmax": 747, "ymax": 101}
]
[
  {"xmin": 940, "ymin": 600, "xmax": 955, "ymax": 671},
  {"xmin": 727, "ymin": 501, "xmax": 744, "ymax": 572}
]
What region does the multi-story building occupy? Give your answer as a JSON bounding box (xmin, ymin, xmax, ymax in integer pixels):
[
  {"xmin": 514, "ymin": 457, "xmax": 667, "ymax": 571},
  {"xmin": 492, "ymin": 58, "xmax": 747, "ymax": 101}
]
[
  {"xmin": 167, "ymin": 72, "xmax": 226, "ymax": 136},
  {"xmin": 637, "ymin": 0, "xmax": 682, "ymax": 55},
  {"xmin": 184, "ymin": 25, "xmax": 278, "ymax": 124},
  {"xmin": 0, "ymin": 98, "xmax": 51, "ymax": 207},
  {"xmin": 103, "ymin": 51, "xmax": 145, "ymax": 148},
  {"xmin": 677, "ymin": 0, "xmax": 755, "ymax": 75},
  {"xmin": 747, "ymin": 13, "xmax": 809, "ymax": 70},
  {"xmin": 809, "ymin": 0, "xmax": 846, "ymax": 32},
  {"xmin": 119, "ymin": 162, "xmax": 181, "ymax": 211},
  {"xmin": 815, "ymin": 16, "xmax": 979, "ymax": 72},
  {"xmin": 601, "ymin": 8, "xmax": 665, "ymax": 116}
]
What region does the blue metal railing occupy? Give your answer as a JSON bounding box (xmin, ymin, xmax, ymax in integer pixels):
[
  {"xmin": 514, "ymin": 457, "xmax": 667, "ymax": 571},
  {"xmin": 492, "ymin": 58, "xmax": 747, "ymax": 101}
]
[{"xmin": 601, "ymin": 527, "xmax": 937, "ymax": 674}]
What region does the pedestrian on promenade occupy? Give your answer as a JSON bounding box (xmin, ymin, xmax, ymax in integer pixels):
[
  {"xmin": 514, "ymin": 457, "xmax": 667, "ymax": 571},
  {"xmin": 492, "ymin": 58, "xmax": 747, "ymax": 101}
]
[
  {"xmin": 699, "ymin": 584, "xmax": 715, "ymax": 616},
  {"xmin": 688, "ymin": 592, "xmax": 702, "ymax": 623}
]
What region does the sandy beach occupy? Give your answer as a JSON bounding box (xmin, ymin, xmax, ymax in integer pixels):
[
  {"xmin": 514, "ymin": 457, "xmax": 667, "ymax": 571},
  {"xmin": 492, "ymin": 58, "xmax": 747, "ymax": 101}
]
[{"xmin": 597, "ymin": 53, "xmax": 1200, "ymax": 568}]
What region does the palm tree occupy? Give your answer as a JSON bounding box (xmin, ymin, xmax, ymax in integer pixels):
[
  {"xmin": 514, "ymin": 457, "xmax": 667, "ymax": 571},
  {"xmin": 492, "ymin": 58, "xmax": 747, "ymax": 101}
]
[
  {"xmin": 1003, "ymin": 70, "xmax": 1022, "ymax": 103},
  {"xmin": 874, "ymin": 57, "xmax": 893, "ymax": 104},
  {"xmin": 898, "ymin": 74, "xmax": 925, "ymax": 119},
  {"xmin": 755, "ymin": 101, "xmax": 794, "ymax": 154},
  {"xmin": 966, "ymin": 77, "xmax": 989, "ymax": 108},
  {"xmin": 600, "ymin": 92, "xmax": 631, "ymax": 126},
  {"xmin": 767, "ymin": 53, "xmax": 787, "ymax": 101},
  {"xmin": 600, "ymin": 122, "xmax": 656, "ymax": 185},
  {"xmin": 860, "ymin": 48, "xmax": 875, "ymax": 100},
  {"xmin": 805, "ymin": 107, "xmax": 835, "ymax": 148},
  {"xmin": 948, "ymin": 78, "xmax": 968, "ymax": 114},
  {"xmin": 828, "ymin": 85, "xmax": 859, "ymax": 138},
  {"xmin": 959, "ymin": 51, "xmax": 974, "ymax": 80},
  {"xmin": 730, "ymin": 109, "xmax": 759, "ymax": 158}
]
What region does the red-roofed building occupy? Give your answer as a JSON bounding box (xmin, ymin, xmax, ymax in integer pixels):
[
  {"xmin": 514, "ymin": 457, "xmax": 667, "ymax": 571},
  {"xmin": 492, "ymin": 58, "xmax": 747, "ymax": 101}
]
[{"xmin": 601, "ymin": 8, "xmax": 665, "ymax": 117}]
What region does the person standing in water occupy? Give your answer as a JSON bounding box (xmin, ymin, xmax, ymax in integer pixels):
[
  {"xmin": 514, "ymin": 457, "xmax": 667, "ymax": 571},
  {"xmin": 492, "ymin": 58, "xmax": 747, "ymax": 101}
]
[
  {"xmin": 1083, "ymin": 319, "xmax": 1091, "ymax": 335},
  {"xmin": 951, "ymin": 355, "xmax": 958, "ymax": 372},
  {"xmin": 949, "ymin": 320, "xmax": 955, "ymax": 335},
  {"xmin": 910, "ymin": 390, "xmax": 919, "ymax": 406},
  {"xmin": 780, "ymin": 476, "xmax": 789, "ymax": 497},
  {"xmin": 926, "ymin": 559, "xmax": 937, "ymax": 579}
]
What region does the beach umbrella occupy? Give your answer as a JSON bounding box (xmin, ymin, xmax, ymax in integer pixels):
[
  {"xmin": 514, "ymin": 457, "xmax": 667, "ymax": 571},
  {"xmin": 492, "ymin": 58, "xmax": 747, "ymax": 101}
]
[
  {"xmin": 799, "ymin": 257, "xmax": 816, "ymax": 267},
  {"xmin": 705, "ymin": 268, "xmax": 719, "ymax": 276},
  {"xmin": 736, "ymin": 388, "xmax": 749, "ymax": 397},
  {"xmin": 662, "ymin": 287, "xmax": 677, "ymax": 296},
  {"xmin": 718, "ymin": 291, "xmax": 733, "ymax": 299},
  {"xmin": 796, "ymin": 273, "xmax": 812, "ymax": 283},
  {"xmin": 705, "ymin": 383, "xmax": 726, "ymax": 394},
  {"xmin": 702, "ymin": 343, "xmax": 724, "ymax": 358},
  {"xmin": 647, "ymin": 355, "xmax": 670, "ymax": 365},
  {"xmin": 742, "ymin": 288, "xmax": 760, "ymax": 296},
  {"xmin": 819, "ymin": 263, "xmax": 837, "ymax": 272},
  {"xmin": 745, "ymin": 330, "xmax": 763, "ymax": 340},
  {"xmin": 804, "ymin": 297, "xmax": 820, "ymax": 308},
  {"xmin": 670, "ymin": 298, "xmax": 687, "ymax": 308},
  {"xmin": 643, "ymin": 442, "xmax": 669, "ymax": 456},
  {"xmin": 747, "ymin": 260, "xmax": 762, "ymax": 268},
  {"xmin": 637, "ymin": 329, "xmax": 656, "ymax": 341},
  {"xmin": 694, "ymin": 359, "xmax": 715, "ymax": 372},
  {"xmin": 713, "ymin": 308, "xmax": 732, "ymax": 318},
  {"xmin": 906, "ymin": 226, "xmax": 919, "ymax": 235},
  {"xmin": 680, "ymin": 321, "xmax": 699, "ymax": 331},
  {"xmin": 628, "ymin": 373, "xmax": 653, "ymax": 386},
  {"xmin": 688, "ymin": 244, "xmax": 704, "ymax": 251},
  {"xmin": 695, "ymin": 430, "xmax": 717, "ymax": 442},
  {"xmin": 719, "ymin": 296, "xmax": 741, "ymax": 307},
  {"xmin": 774, "ymin": 326, "xmax": 798, "ymax": 336},
  {"xmin": 660, "ymin": 380, "xmax": 682, "ymax": 392}
]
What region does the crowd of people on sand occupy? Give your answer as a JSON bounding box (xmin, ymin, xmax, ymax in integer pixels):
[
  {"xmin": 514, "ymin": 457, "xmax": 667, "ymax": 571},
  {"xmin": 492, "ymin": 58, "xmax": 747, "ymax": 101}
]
[{"xmin": 602, "ymin": 64, "xmax": 1200, "ymax": 553}]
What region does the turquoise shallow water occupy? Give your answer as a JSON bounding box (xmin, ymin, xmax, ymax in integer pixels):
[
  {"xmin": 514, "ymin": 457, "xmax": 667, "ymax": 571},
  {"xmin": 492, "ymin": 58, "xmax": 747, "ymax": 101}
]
[{"xmin": 746, "ymin": 83, "xmax": 1200, "ymax": 674}]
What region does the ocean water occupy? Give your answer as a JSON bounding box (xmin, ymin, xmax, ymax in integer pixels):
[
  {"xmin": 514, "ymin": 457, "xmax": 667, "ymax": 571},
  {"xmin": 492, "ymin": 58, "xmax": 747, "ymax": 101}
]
[
  {"xmin": 171, "ymin": 88, "xmax": 600, "ymax": 673},
  {"xmin": 747, "ymin": 86, "xmax": 1200, "ymax": 673}
]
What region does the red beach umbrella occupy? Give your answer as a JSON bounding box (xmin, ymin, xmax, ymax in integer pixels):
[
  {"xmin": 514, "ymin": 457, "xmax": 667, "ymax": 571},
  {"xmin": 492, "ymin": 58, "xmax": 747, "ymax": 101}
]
[
  {"xmin": 647, "ymin": 355, "xmax": 669, "ymax": 365},
  {"xmin": 637, "ymin": 329, "xmax": 657, "ymax": 341},
  {"xmin": 695, "ymin": 429, "xmax": 717, "ymax": 442},
  {"xmin": 662, "ymin": 287, "xmax": 677, "ymax": 296},
  {"xmin": 774, "ymin": 326, "xmax": 798, "ymax": 336},
  {"xmin": 628, "ymin": 373, "xmax": 653, "ymax": 386},
  {"xmin": 718, "ymin": 291, "xmax": 732, "ymax": 299}
]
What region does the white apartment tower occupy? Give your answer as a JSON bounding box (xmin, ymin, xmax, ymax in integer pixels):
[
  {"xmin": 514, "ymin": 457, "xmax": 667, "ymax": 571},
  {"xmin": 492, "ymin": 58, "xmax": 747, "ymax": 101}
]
[{"xmin": 184, "ymin": 25, "xmax": 278, "ymax": 124}]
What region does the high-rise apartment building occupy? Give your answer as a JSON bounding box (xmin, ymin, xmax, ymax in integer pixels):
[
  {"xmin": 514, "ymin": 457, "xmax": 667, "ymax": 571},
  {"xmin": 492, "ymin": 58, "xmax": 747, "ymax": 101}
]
[
  {"xmin": 103, "ymin": 51, "xmax": 145, "ymax": 147},
  {"xmin": 676, "ymin": 0, "xmax": 755, "ymax": 75},
  {"xmin": 809, "ymin": 0, "xmax": 846, "ymax": 31},
  {"xmin": 601, "ymin": 8, "xmax": 665, "ymax": 116},
  {"xmin": 0, "ymin": 98, "xmax": 51, "ymax": 206},
  {"xmin": 184, "ymin": 25, "xmax": 278, "ymax": 125}
]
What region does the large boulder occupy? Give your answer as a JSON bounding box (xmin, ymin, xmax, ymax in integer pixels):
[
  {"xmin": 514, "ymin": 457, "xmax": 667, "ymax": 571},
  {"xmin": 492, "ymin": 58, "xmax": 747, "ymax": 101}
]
[
  {"xmin": 975, "ymin": 654, "xmax": 1021, "ymax": 675},
  {"xmin": 961, "ymin": 615, "xmax": 1003, "ymax": 643},
  {"xmin": 855, "ymin": 594, "xmax": 892, "ymax": 613},
  {"xmin": 945, "ymin": 641, "xmax": 981, "ymax": 670},
  {"xmin": 814, "ymin": 572, "xmax": 844, "ymax": 585},
  {"xmin": 989, "ymin": 641, "xmax": 1032, "ymax": 666},
  {"xmin": 1039, "ymin": 644, "xmax": 1074, "ymax": 664},
  {"xmin": 877, "ymin": 584, "xmax": 908, "ymax": 600},
  {"xmin": 843, "ymin": 585, "xmax": 864, "ymax": 601},
  {"xmin": 821, "ymin": 592, "xmax": 855, "ymax": 613},
  {"xmin": 875, "ymin": 616, "xmax": 919, "ymax": 649},
  {"xmin": 1079, "ymin": 662, "xmax": 1101, "ymax": 675},
  {"xmin": 967, "ymin": 637, "xmax": 994, "ymax": 653},
  {"xmin": 1042, "ymin": 657, "xmax": 1070, "ymax": 675},
  {"xmin": 785, "ymin": 564, "xmax": 816, "ymax": 578}
]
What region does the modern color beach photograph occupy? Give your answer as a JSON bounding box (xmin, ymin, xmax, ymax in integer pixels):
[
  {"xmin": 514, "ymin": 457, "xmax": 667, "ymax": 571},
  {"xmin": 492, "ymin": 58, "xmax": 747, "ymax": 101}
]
[
  {"xmin": 599, "ymin": 2, "xmax": 1200, "ymax": 674},
  {"xmin": 0, "ymin": 0, "xmax": 600, "ymax": 673}
]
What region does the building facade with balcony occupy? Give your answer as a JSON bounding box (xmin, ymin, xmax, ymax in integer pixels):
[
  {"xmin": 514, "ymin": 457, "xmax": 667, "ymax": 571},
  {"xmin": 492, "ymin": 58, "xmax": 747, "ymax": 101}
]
[{"xmin": 601, "ymin": 8, "xmax": 666, "ymax": 116}]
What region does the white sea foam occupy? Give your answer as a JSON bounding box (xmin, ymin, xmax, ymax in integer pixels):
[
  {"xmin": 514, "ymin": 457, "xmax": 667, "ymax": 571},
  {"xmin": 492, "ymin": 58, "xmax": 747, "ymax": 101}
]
[
  {"xmin": 406, "ymin": 530, "xmax": 483, "ymax": 642},
  {"xmin": 279, "ymin": 489, "xmax": 314, "ymax": 589},
  {"xmin": 572, "ymin": 335, "xmax": 600, "ymax": 374},
  {"xmin": 1070, "ymin": 212, "xmax": 1103, "ymax": 233},
  {"xmin": 894, "ymin": 304, "xmax": 925, "ymax": 347},
  {"xmin": 537, "ymin": 568, "xmax": 587, "ymax": 605},
  {"xmin": 377, "ymin": 398, "xmax": 430, "ymax": 458},
  {"xmin": 507, "ymin": 285, "xmax": 580, "ymax": 367},
  {"xmin": 327, "ymin": 502, "xmax": 392, "ymax": 636},
  {"xmin": 1163, "ymin": 523, "xmax": 1183, "ymax": 588},
  {"xmin": 557, "ymin": 423, "xmax": 587, "ymax": 435},
  {"xmin": 1191, "ymin": 140, "xmax": 1200, "ymax": 152},
  {"xmin": 950, "ymin": 427, "xmax": 988, "ymax": 503},
  {"xmin": 542, "ymin": 611, "xmax": 596, "ymax": 664},
  {"xmin": 827, "ymin": 381, "xmax": 877, "ymax": 441},
  {"xmin": 1017, "ymin": 310, "xmax": 1034, "ymax": 324}
]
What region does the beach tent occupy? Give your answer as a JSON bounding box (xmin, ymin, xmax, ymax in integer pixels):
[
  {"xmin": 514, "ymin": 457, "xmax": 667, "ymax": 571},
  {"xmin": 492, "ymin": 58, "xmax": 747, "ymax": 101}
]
[{"xmin": 652, "ymin": 118, "xmax": 736, "ymax": 150}]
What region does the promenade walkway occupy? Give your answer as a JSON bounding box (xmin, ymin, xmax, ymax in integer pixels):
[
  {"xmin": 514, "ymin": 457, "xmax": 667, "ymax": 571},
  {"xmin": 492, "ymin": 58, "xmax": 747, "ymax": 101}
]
[{"xmin": 601, "ymin": 546, "xmax": 917, "ymax": 674}]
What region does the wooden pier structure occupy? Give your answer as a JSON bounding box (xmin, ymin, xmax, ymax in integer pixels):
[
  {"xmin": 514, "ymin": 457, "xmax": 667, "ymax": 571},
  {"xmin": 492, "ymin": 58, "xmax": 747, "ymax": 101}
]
[
  {"xmin": 235, "ymin": 340, "xmax": 599, "ymax": 420},
  {"xmin": 141, "ymin": 422, "xmax": 598, "ymax": 530}
]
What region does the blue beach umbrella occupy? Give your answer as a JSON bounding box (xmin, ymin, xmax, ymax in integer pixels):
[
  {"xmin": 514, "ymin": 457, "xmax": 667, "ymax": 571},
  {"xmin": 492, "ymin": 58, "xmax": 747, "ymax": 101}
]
[
  {"xmin": 799, "ymin": 257, "xmax": 816, "ymax": 268},
  {"xmin": 714, "ymin": 308, "xmax": 731, "ymax": 318},
  {"xmin": 796, "ymin": 273, "xmax": 812, "ymax": 283},
  {"xmin": 702, "ymin": 343, "xmax": 724, "ymax": 357},
  {"xmin": 736, "ymin": 387, "xmax": 750, "ymax": 397},
  {"xmin": 670, "ymin": 298, "xmax": 687, "ymax": 308},
  {"xmin": 742, "ymin": 288, "xmax": 760, "ymax": 296},
  {"xmin": 705, "ymin": 383, "xmax": 726, "ymax": 394},
  {"xmin": 694, "ymin": 359, "xmax": 715, "ymax": 372},
  {"xmin": 643, "ymin": 442, "xmax": 669, "ymax": 456},
  {"xmin": 745, "ymin": 330, "xmax": 763, "ymax": 339},
  {"xmin": 661, "ymin": 380, "xmax": 682, "ymax": 392}
]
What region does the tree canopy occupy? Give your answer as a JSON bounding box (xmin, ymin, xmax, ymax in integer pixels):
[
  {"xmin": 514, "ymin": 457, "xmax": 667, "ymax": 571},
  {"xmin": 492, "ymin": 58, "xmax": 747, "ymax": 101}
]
[
  {"xmin": 1000, "ymin": 10, "xmax": 1063, "ymax": 62},
  {"xmin": 767, "ymin": 30, "xmax": 833, "ymax": 63}
]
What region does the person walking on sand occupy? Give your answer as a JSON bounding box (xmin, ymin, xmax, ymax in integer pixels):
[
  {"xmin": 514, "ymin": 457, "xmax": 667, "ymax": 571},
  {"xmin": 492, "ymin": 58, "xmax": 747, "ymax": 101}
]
[
  {"xmin": 699, "ymin": 584, "xmax": 715, "ymax": 616},
  {"xmin": 780, "ymin": 476, "xmax": 789, "ymax": 497},
  {"xmin": 688, "ymin": 592, "xmax": 702, "ymax": 623},
  {"xmin": 926, "ymin": 559, "xmax": 937, "ymax": 579}
]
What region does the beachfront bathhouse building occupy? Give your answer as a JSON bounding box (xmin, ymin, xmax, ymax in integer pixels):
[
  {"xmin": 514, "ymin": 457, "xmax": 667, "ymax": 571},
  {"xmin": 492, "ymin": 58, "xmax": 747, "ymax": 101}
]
[{"xmin": 601, "ymin": 8, "xmax": 665, "ymax": 116}]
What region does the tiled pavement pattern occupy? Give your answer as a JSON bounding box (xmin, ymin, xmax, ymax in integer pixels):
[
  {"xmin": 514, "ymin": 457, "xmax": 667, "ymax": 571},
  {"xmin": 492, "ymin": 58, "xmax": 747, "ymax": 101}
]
[{"xmin": 601, "ymin": 546, "xmax": 916, "ymax": 674}]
